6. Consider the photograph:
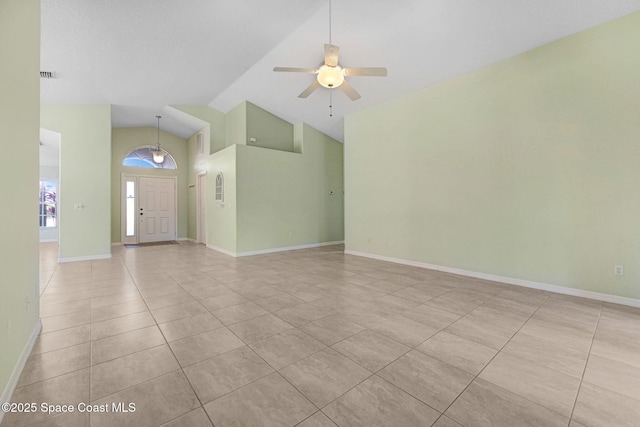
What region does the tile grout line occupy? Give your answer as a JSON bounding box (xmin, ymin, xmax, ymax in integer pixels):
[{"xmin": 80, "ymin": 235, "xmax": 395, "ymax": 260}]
[
  {"xmin": 30, "ymin": 243, "xmax": 629, "ymax": 427},
  {"xmin": 88, "ymin": 258, "xmax": 96, "ymax": 427},
  {"xmin": 281, "ymin": 288, "xmax": 473, "ymax": 424},
  {"xmin": 433, "ymin": 291, "xmax": 553, "ymax": 425},
  {"xmin": 324, "ymin": 289, "xmax": 509, "ymax": 425},
  {"xmin": 37, "ymin": 248, "xmax": 58, "ymax": 296},
  {"xmin": 118, "ymin": 247, "xmax": 219, "ymax": 427},
  {"xmin": 440, "ymin": 292, "xmax": 604, "ymax": 425},
  {"xmin": 311, "ymin": 284, "xmax": 496, "ymax": 419},
  {"xmin": 567, "ymin": 300, "xmax": 604, "ymax": 425}
]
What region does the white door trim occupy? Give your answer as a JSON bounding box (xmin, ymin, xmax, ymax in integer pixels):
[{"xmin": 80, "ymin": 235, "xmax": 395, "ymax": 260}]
[
  {"xmin": 196, "ymin": 171, "xmax": 207, "ymax": 244},
  {"xmin": 121, "ymin": 174, "xmax": 178, "ymax": 244}
]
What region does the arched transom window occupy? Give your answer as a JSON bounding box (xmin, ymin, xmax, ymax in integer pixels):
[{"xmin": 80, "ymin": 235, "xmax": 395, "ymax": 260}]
[{"xmin": 123, "ymin": 146, "xmax": 177, "ymax": 169}]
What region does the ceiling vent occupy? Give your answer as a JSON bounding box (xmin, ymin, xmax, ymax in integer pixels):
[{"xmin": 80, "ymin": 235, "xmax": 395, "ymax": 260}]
[{"xmin": 40, "ymin": 71, "xmax": 56, "ymax": 79}]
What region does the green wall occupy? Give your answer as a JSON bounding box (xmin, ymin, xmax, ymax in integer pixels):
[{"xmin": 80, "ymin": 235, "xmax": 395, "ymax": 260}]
[
  {"xmin": 41, "ymin": 105, "xmax": 112, "ymax": 261},
  {"xmin": 345, "ymin": 12, "xmax": 640, "ymax": 300},
  {"xmin": 0, "ymin": 0, "xmax": 40, "ymax": 405},
  {"xmin": 246, "ymin": 102, "xmax": 294, "ymax": 152},
  {"xmin": 206, "ymin": 124, "xmax": 344, "ymax": 255},
  {"xmin": 173, "ymin": 102, "xmax": 294, "ymax": 153},
  {"xmin": 111, "ymin": 127, "xmax": 188, "ymax": 242},
  {"xmin": 206, "ymin": 145, "xmax": 238, "ymax": 253},
  {"xmin": 236, "ymin": 124, "xmax": 344, "ymax": 253},
  {"xmin": 222, "ymin": 101, "xmax": 294, "ymax": 152},
  {"xmin": 225, "ymin": 102, "xmax": 247, "ymax": 147},
  {"xmin": 186, "ymin": 131, "xmax": 199, "ymax": 240},
  {"xmin": 185, "ymin": 128, "xmax": 211, "ymax": 241},
  {"xmin": 174, "ymin": 102, "xmax": 342, "ymax": 255},
  {"xmin": 172, "ymin": 105, "xmax": 226, "ymax": 153}
]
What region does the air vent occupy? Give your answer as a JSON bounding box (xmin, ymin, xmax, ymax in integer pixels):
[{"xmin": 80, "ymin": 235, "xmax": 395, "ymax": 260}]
[{"xmin": 40, "ymin": 71, "xmax": 56, "ymax": 79}]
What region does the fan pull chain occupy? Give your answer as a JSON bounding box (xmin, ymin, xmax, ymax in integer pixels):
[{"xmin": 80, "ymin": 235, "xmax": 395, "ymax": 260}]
[{"xmin": 329, "ymin": 90, "xmax": 333, "ymax": 117}]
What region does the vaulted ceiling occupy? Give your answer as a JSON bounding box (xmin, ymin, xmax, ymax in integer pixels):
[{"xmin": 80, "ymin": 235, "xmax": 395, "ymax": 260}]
[{"xmin": 41, "ymin": 0, "xmax": 640, "ymax": 142}]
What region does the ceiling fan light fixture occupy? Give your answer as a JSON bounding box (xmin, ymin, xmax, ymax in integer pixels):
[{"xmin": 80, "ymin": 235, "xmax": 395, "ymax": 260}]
[
  {"xmin": 317, "ymin": 64, "xmax": 344, "ymax": 88},
  {"xmin": 273, "ymin": 0, "xmax": 386, "ymax": 102}
]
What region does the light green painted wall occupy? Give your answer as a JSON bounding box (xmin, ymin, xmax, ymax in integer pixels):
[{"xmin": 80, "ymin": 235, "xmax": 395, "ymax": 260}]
[
  {"xmin": 111, "ymin": 127, "xmax": 188, "ymax": 242},
  {"xmin": 186, "ymin": 131, "xmax": 198, "ymax": 240},
  {"xmin": 225, "ymin": 102, "xmax": 247, "ymax": 147},
  {"xmin": 206, "ymin": 145, "xmax": 237, "ymax": 253},
  {"xmin": 41, "ymin": 105, "xmax": 112, "ymax": 261},
  {"xmin": 0, "ymin": 0, "xmax": 40, "ymax": 401},
  {"xmin": 186, "ymin": 128, "xmax": 209, "ymax": 240},
  {"xmin": 246, "ymin": 102, "xmax": 294, "ymax": 152},
  {"xmin": 177, "ymin": 103, "xmax": 342, "ymax": 254},
  {"xmin": 172, "ymin": 102, "xmax": 293, "ymax": 153},
  {"xmin": 236, "ymin": 123, "xmax": 344, "ymax": 253},
  {"xmin": 172, "ymin": 105, "xmax": 226, "ymax": 153},
  {"xmin": 345, "ymin": 12, "xmax": 640, "ymax": 300}
]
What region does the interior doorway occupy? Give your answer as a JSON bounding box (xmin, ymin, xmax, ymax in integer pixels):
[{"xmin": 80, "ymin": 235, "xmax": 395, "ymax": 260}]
[
  {"xmin": 39, "ymin": 128, "xmax": 61, "ymax": 295},
  {"xmin": 121, "ymin": 175, "xmax": 177, "ymax": 244},
  {"xmin": 196, "ymin": 172, "xmax": 207, "ymax": 244}
]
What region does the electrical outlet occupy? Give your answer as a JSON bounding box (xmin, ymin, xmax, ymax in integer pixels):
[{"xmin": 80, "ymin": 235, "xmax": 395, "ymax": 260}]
[{"xmin": 614, "ymin": 265, "xmax": 624, "ymax": 276}]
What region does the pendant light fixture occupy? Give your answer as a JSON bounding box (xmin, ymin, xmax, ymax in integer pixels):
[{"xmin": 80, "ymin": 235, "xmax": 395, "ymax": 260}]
[{"xmin": 151, "ymin": 115, "xmax": 165, "ymax": 164}]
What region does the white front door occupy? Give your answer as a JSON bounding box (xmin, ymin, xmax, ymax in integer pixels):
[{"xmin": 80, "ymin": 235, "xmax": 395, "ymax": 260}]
[{"xmin": 139, "ymin": 177, "xmax": 176, "ymax": 243}]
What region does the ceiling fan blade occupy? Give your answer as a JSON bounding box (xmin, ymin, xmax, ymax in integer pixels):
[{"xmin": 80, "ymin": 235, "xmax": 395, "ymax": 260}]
[
  {"xmin": 298, "ymin": 80, "xmax": 321, "ymax": 98},
  {"xmin": 339, "ymin": 80, "xmax": 361, "ymax": 101},
  {"xmin": 324, "ymin": 44, "xmax": 340, "ymax": 67},
  {"xmin": 273, "ymin": 67, "xmax": 317, "ymax": 73},
  {"xmin": 344, "ymin": 67, "xmax": 388, "ymax": 77}
]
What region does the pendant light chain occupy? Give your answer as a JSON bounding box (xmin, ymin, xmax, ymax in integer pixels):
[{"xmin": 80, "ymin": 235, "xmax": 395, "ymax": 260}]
[
  {"xmin": 329, "ymin": 0, "xmax": 332, "ymax": 45},
  {"xmin": 151, "ymin": 115, "xmax": 166, "ymax": 164},
  {"xmin": 156, "ymin": 115, "xmax": 161, "ymax": 148}
]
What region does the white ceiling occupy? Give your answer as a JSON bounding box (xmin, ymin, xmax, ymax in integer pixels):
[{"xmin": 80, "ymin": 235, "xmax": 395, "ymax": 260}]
[{"xmin": 41, "ymin": 0, "xmax": 640, "ymax": 142}]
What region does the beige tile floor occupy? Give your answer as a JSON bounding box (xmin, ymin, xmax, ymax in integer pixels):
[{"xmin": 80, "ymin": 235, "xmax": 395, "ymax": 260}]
[{"xmin": 2, "ymin": 242, "xmax": 640, "ymax": 426}]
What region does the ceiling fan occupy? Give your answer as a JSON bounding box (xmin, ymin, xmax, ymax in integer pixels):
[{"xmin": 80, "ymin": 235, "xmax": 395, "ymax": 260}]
[
  {"xmin": 273, "ymin": 45, "xmax": 387, "ymax": 101},
  {"xmin": 273, "ymin": 1, "xmax": 387, "ymax": 101}
]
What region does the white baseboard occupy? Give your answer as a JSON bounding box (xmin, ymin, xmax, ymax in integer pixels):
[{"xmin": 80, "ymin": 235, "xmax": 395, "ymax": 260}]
[
  {"xmin": 345, "ymin": 249, "xmax": 640, "ymax": 308},
  {"xmin": 238, "ymin": 241, "xmax": 345, "ymax": 257},
  {"xmin": 58, "ymin": 253, "xmax": 112, "ymax": 263},
  {"xmin": 39, "ymin": 239, "xmax": 58, "ymax": 243},
  {"xmin": 178, "ymin": 238, "xmax": 196, "ymax": 243},
  {"xmin": 207, "ymin": 241, "xmax": 345, "ymax": 258},
  {"xmin": 0, "ymin": 319, "xmax": 42, "ymax": 424},
  {"xmin": 206, "ymin": 244, "xmax": 236, "ymax": 257},
  {"xmin": 111, "ymin": 242, "xmax": 122, "ymax": 246}
]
